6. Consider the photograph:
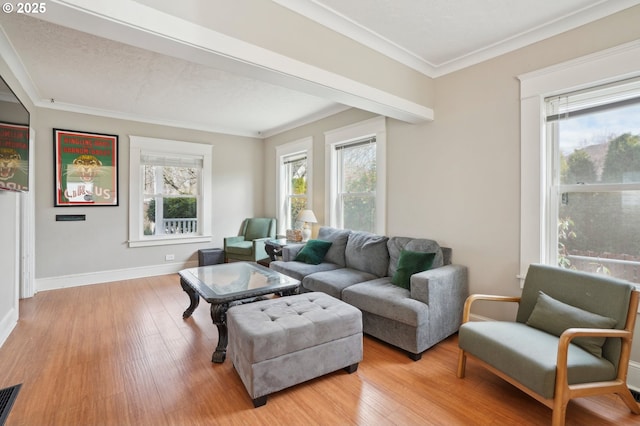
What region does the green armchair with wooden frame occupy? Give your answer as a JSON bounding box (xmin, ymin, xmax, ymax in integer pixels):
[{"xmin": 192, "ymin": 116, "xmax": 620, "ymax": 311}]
[{"xmin": 457, "ymin": 264, "xmax": 640, "ymax": 426}]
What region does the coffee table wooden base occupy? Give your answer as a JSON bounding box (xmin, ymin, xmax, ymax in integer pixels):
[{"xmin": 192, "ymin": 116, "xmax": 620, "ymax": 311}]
[
  {"xmin": 211, "ymin": 303, "xmax": 229, "ymax": 363},
  {"xmin": 180, "ymin": 278, "xmax": 200, "ymax": 319},
  {"xmin": 181, "ymin": 278, "xmax": 229, "ymax": 363}
]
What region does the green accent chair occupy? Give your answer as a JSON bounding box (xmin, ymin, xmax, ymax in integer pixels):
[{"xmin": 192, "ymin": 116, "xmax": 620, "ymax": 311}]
[
  {"xmin": 224, "ymin": 218, "xmax": 276, "ymax": 263},
  {"xmin": 457, "ymin": 264, "xmax": 640, "ymax": 426}
]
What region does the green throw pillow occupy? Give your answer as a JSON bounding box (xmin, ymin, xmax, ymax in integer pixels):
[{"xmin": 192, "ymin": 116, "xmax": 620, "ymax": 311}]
[
  {"xmin": 526, "ymin": 291, "xmax": 617, "ymax": 358},
  {"xmin": 391, "ymin": 250, "xmax": 436, "ymax": 289},
  {"xmin": 295, "ymin": 239, "xmax": 333, "ymax": 265}
]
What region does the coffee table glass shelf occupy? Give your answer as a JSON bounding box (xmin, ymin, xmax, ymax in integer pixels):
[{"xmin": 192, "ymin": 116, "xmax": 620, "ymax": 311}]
[{"xmin": 179, "ymin": 262, "xmax": 300, "ymax": 363}]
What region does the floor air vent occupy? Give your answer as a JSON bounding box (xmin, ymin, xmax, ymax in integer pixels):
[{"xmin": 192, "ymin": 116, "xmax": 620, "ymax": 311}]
[
  {"xmin": 0, "ymin": 384, "xmax": 21, "ymax": 426},
  {"xmin": 632, "ymin": 389, "xmax": 640, "ymax": 403}
]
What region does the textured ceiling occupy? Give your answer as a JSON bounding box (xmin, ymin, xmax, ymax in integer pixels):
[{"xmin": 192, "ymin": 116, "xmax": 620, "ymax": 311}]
[
  {"xmin": 1, "ymin": 0, "xmax": 638, "ymax": 137},
  {"xmin": 0, "ymin": 13, "xmax": 344, "ymax": 137}
]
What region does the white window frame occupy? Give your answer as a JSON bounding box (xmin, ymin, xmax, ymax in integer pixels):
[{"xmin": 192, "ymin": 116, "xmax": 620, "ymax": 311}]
[
  {"xmin": 518, "ymin": 40, "xmax": 640, "ymax": 285},
  {"xmin": 325, "ymin": 116, "xmax": 386, "ymax": 234},
  {"xmin": 275, "ymin": 137, "xmax": 313, "ymax": 235},
  {"xmin": 129, "ymin": 135, "xmax": 213, "ymax": 247}
]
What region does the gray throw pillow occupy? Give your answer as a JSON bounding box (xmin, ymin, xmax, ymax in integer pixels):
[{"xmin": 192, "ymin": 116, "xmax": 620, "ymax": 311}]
[
  {"xmin": 317, "ymin": 227, "xmax": 350, "ymax": 267},
  {"xmin": 345, "ymin": 231, "xmax": 389, "ymax": 277},
  {"xmin": 526, "ymin": 291, "xmax": 617, "ymax": 357}
]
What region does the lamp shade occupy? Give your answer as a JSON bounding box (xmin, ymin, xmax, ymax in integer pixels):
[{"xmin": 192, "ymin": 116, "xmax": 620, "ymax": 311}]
[{"xmin": 297, "ymin": 209, "xmax": 317, "ymax": 223}]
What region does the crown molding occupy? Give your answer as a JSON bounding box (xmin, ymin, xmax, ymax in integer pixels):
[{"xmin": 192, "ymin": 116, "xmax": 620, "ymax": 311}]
[
  {"xmin": 275, "ymin": 0, "xmax": 640, "ymax": 78},
  {"xmin": 273, "ymin": 0, "xmax": 437, "ymax": 76},
  {"xmin": 260, "ymin": 104, "xmax": 351, "ymax": 138}
]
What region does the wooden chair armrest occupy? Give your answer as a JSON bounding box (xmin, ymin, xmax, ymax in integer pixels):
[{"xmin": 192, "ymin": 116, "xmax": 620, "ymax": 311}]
[
  {"xmin": 555, "ymin": 328, "xmax": 632, "ymax": 391},
  {"xmin": 462, "ymin": 294, "xmax": 521, "ymax": 323},
  {"xmin": 557, "ymin": 328, "xmax": 631, "ymax": 358}
]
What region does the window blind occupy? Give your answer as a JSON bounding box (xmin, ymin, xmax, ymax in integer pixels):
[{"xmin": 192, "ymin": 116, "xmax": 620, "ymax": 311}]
[
  {"xmin": 546, "ymin": 77, "xmax": 640, "ymax": 122},
  {"xmin": 283, "ymin": 154, "xmax": 307, "ymax": 165},
  {"xmin": 140, "ymin": 152, "xmax": 203, "ymax": 168},
  {"xmin": 335, "ymin": 136, "xmax": 376, "ymax": 151}
]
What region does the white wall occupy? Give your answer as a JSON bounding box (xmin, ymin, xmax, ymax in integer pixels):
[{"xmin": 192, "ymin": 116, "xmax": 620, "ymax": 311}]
[
  {"xmin": 0, "ymin": 56, "xmax": 33, "ymax": 345},
  {"xmin": 0, "ymin": 189, "xmax": 19, "ymax": 346},
  {"xmin": 33, "ymin": 109, "xmax": 265, "ymax": 288}
]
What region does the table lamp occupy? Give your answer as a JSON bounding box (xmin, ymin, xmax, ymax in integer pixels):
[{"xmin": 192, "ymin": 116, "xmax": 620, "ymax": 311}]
[{"xmin": 297, "ymin": 209, "xmax": 317, "ymax": 242}]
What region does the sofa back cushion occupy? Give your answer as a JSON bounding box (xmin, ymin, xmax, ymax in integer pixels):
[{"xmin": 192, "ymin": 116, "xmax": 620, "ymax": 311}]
[
  {"xmin": 387, "ymin": 237, "xmax": 443, "ymax": 278},
  {"xmin": 345, "ymin": 231, "xmax": 389, "ymax": 277},
  {"xmin": 317, "ymin": 226, "xmax": 351, "ymax": 267}
]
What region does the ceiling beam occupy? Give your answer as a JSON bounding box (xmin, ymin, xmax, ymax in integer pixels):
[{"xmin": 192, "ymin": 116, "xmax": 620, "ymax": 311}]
[{"xmin": 43, "ymin": 0, "xmax": 434, "ymax": 123}]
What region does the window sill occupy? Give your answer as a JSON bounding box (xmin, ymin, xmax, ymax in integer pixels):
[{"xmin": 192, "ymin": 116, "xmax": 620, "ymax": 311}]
[{"xmin": 129, "ymin": 235, "xmax": 212, "ymax": 248}]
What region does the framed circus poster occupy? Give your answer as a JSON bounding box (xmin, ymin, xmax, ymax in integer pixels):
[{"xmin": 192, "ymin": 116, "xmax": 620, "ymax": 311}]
[
  {"xmin": 54, "ymin": 128, "xmax": 119, "ymax": 206},
  {"xmin": 0, "ymin": 122, "xmax": 29, "ymax": 192}
]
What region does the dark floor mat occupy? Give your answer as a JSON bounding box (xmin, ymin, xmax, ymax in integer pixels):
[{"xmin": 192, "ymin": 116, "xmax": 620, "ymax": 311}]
[{"xmin": 0, "ymin": 384, "xmax": 22, "ymax": 426}]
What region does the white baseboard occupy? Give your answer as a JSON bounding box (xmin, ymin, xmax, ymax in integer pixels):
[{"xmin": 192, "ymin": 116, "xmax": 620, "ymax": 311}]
[
  {"xmin": 0, "ymin": 305, "xmax": 18, "ymax": 348},
  {"xmin": 34, "ymin": 260, "xmax": 199, "ymax": 292},
  {"xmin": 467, "ymin": 313, "xmax": 640, "ymax": 391}
]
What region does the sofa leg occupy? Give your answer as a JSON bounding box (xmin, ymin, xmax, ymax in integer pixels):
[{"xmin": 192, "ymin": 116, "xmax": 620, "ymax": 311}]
[
  {"xmin": 252, "ymin": 395, "xmax": 267, "ymax": 408},
  {"xmin": 344, "ymin": 363, "xmax": 359, "ymax": 374},
  {"xmin": 408, "ymin": 352, "xmax": 422, "ymax": 361}
]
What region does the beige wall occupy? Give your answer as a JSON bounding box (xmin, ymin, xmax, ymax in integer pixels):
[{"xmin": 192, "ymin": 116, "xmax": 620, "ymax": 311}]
[
  {"xmin": 33, "ymin": 109, "xmax": 264, "ymax": 279},
  {"xmin": 264, "ymin": 6, "xmax": 640, "ymax": 361},
  {"xmin": 2, "ymin": 0, "xmax": 639, "ymax": 376}
]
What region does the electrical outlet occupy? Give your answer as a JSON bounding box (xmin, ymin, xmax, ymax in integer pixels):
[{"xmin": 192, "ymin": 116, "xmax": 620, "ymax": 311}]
[{"xmin": 165, "ymin": 254, "xmax": 175, "ymax": 261}]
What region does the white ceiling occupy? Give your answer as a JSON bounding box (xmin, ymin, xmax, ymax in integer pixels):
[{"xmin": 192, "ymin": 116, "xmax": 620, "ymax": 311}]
[{"xmin": 1, "ymin": 0, "xmax": 638, "ymax": 138}]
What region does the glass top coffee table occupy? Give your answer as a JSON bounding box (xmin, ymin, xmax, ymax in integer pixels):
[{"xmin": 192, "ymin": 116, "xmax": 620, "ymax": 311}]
[{"xmin": 179, "ymin": 262, "xmax": 300, "ymax": 363}]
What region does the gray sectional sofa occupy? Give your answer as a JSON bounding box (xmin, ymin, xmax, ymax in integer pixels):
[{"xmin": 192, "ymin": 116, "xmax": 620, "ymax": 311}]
[{"xmin": 270, "ymin": 226, "xmax": 469, "ymax": 360}]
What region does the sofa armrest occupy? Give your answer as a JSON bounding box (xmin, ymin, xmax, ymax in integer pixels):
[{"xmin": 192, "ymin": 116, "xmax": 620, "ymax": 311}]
[
  {"xmin": 410, "ymin": 264, "xmax": 468, "ymax": 305},
  {"xmin": 410, "ymin": 265, "xmax": 469, "ymax": 339},
  {"xmin": 281, "ymin": 243, "xmax": 305, "ymax": 261}
]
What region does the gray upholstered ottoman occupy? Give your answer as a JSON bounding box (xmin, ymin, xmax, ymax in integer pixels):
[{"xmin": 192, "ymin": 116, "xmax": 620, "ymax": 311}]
[{"xmin": 227, "ymin": 292, "xmax": 363, "ymax": 407}]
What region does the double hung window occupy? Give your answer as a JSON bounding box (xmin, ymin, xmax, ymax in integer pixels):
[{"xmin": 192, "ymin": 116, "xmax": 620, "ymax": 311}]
[
  {"xmin": 545, "ymin": 78, "xmax": 640, "ymax": 281},
  {"xmin": 281, "ymin": 153, "xmax": 308, "ymax": 230},
  {"xmin": 141, "ymin": 153, "xmax": 201, "ymax": 235},
  {"xmin": 129, "ymin": 136, "xmax": 212, "ymax": 247},
  {"xmin": 334, "ymin": 138, "xmax": 377, "ymax": 232},
  {"xmin": 276, "ymin": 137, "xmax": 312, "ymax": 234},
  {"xmin": 325, "ymin": 116, "xmax": 386, "ymax": 234}
]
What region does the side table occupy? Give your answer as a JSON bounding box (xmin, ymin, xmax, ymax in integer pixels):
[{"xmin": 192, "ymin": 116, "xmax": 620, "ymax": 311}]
[{"xmin": 264, "ymin": 238, "xmax": 291, "ymax": 261}]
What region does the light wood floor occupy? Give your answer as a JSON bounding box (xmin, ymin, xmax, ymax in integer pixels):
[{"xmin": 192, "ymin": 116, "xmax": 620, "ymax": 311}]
[{"xmin": 1, "ymin": 274, "xmax": 638, "ymax": 425}]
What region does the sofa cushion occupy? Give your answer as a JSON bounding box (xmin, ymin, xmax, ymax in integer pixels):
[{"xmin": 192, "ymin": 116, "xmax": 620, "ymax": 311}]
[
  {"xmin": 342, "ymin": 278, "xmax": 428, "ymax": 327},
  {"xmin": 526, "ymin": 291, "xmax": 617, "ymax": 358},
  {"xmin": 345, "ymin": 231, "xmax": 389, "ymax": 277},
  {"xmin": 295, "ymin": 239, "xmax": 333, "ymax": 265},
  {"xmin": 269, "ymin": 260, "xmax": 342, "ymax": 282},
  {"xmin": 317, "ymin": 227, "xmax": 351, "ymax": 267},
  {"xmin": 387, "ymin": 237, "xmax": 443, "ymax": 278},
  {"xmin": 302, "ymin": 268, "xmax": 378, "ymax": 300},
  {"xmin": 391, "ymin": 250, "xmax": 436, "ymax": 289}
]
